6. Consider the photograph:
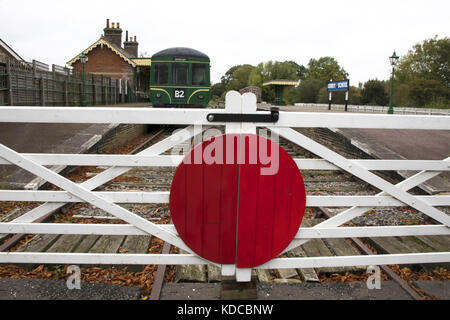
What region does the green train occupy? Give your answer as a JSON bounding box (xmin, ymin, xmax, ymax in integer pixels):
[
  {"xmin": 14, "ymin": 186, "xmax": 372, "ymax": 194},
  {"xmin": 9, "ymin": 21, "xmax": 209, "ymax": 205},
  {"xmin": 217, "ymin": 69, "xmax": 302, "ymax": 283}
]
[{"xmin": 149, "ymin": 47, "xmax": 211, "ymax": 108}]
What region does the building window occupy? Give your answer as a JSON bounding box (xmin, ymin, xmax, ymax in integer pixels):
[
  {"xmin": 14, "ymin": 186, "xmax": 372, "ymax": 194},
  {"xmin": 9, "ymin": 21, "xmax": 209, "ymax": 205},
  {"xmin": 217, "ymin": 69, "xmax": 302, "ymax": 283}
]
[
  {"xmin": 192, "ymin": 64, "xmax": 206, "ymax": 85},
  {"xmin": 172, "ymin": 63, "xmax": 188, "ymax": 85},
  {"xmin": 154, "ymin": 63, "xmax": 168, "ymax": 84}
]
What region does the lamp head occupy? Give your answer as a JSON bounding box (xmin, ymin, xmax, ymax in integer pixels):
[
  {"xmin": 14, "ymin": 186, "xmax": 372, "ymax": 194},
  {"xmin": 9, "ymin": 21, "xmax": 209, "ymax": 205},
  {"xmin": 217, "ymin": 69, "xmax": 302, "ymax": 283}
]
[
  {"xmin": 389, "ymin": 51, "xmax": 399, "ymax": 67},
  {"xmin": 80, "ymin": 53, "xmax": 88, "ymax": 64}
]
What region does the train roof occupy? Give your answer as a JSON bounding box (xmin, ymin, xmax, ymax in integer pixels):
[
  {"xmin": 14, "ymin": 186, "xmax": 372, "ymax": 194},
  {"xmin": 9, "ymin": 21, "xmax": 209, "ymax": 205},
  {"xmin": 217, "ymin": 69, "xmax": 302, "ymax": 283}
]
[{"xmin": 152, "ymin": 47, "xmax": 209, "ymax": 60}]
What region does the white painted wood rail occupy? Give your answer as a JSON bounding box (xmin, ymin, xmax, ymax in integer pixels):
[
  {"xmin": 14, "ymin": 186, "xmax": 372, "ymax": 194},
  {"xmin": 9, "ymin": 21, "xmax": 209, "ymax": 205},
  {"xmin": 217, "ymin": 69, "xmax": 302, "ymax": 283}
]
[{"xmin": 0, "ymin": 90, "xmax": 449, "ymax": 282}]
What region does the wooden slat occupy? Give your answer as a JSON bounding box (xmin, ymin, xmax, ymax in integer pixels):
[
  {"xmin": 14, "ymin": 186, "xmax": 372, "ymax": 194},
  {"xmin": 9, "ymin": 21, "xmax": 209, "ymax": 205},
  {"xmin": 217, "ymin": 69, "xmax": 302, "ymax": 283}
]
[
  {"xmin": 47, "ymin": 234, "xmax": 84, "ymax": 253},
  {"xmin": 175, "ymin": 250, "xmax": 207, "ymax": 283},
  {"xmin": 207, "ymin": 265, "xmax": 221, "ymax": 283},
  {"xmin": 73, "ymin": 235, "xmax": 100, "ymax": 253},
  {"xmin": 277, "ymin": 268, "xmax": 298, "ymax": 279},
  {"xmin": 301, "ymin": 219, "xmax": 346, "ymax": 275},
  {"xmin": 325, "ymin": 238, "xmax": 366, "ymax": 273},
  {"xmin": 301, "ymin": 239, "xmax": 346, "ymax": 275},
  {"xmin": 15, "ymin": 234, "xmax": 60, "ymax": 269},
  {"xmin": 308, "ymin": 218, "xmax": 366, "ymax": 273},
  {"xmin": 286, "ymin": 246, "xmax": 320, "ymax": 282},
  {"xmin": 416, "ymin": 235, "xmax": 450, "ymax": 252},
  {"xmin": 119, "ymin": 235, "xmax": 152, "ymax": 272},
  {"xmin": 120, "ymin": 235, "xmax": 152, "ymax": 254},
  {"xmin": 365, "ymin": 236, "xmax": 435, "ymax": 270},
  {"xmin": 256, "ymin": 269, "xmax": 272, "ymax": 283},
  {"xmin": 89, "ymin": 235, "xmax": 125, "ymax": 254},
  {"xmin": 397, "ymin": 236, "xmax": 446, "ymax": 271},
  {"xmin": 17, "ymin": 234, "xmax": 60, "ymax": 253},
  {"xmin": 366, "ymin": 237, "xmax": 412, "ymax": 255}
]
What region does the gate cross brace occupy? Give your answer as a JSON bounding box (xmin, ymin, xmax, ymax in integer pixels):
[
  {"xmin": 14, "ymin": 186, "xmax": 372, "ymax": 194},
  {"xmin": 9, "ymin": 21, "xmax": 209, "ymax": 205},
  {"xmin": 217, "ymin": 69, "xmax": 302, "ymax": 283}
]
[
  {"xmin": 268, "ymin": 128, "xmax": 450, "ymax": 253},
  {"xmin": 272, "ymin": 127, "xmax": 450, "ymax": 227},
  {"xmin": 7, "ymin": 126, "xmax": 204, "ymax": 224},
  {"xmin": 0, "ymin": 143, "xmax": 192, "ymax": 252},
  {"xmin": 285, "ymin": 165, "xmax": 449, "ymax": 252}
]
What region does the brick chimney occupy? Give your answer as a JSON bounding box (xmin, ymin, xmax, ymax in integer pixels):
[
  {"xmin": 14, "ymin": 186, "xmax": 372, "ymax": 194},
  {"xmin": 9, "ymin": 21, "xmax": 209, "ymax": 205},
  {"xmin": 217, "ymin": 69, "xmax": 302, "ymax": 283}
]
[
  {"xmin": 123, "ymin": 31, "xmax": 139, "ymax": 57},
  {"xmin": 103, "ymin": 19, "xmax": 122, "ymax": 48}
]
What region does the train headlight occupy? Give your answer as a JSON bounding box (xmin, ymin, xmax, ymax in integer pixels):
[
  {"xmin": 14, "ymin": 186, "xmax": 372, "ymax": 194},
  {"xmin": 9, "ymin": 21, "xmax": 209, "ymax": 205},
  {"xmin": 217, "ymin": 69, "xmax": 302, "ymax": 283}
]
[
  {"xmin": 156, "ymin": 93, "xmax": 161, "ymax": 98},
  {"xmin": 199, "ymin": 95, "xmax": 204, "ymax": 99}
]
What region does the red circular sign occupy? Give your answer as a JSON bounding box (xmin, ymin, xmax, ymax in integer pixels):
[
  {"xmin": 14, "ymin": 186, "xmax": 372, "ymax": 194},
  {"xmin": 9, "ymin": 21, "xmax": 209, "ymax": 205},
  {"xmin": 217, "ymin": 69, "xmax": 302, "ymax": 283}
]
[{"xmin": 169, "ymin": 134, "xmax": 306, "ymax": 268}]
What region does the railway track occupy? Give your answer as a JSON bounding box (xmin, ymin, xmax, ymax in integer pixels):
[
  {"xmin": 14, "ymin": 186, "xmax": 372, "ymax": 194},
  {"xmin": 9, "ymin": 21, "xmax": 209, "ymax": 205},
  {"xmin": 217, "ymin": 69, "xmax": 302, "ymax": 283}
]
[{"xmin": 0, "ymin": 125, "xmax": 448, "ymax": 300}]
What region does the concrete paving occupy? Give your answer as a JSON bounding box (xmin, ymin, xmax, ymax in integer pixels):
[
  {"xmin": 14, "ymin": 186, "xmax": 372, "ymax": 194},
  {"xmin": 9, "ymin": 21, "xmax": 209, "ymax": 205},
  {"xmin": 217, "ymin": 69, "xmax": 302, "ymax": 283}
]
[
  {"xmin": 0, "ymin": 123, "xmax": 116, "ymax": 189},
  {"xmin": 159, "ymin": 281, "xmax": 414, "ymax": 300},
  {"xmin": 0, "ymin": 278, "xmax": 141, "ymax": 300},
  {"xmin": 334, "ymin": 128, "xmax": 450, "ymax": 194},
  {"xmin": 0, "ymin": 103, "xmax": 151, "ymax": 189},
  {"xmin": 0, "ymin": 278, "xmax": 446, "ymax": 300},
  {"xmin": 414, "ymin": 280, "xmax": 450, "ymax": 300}
]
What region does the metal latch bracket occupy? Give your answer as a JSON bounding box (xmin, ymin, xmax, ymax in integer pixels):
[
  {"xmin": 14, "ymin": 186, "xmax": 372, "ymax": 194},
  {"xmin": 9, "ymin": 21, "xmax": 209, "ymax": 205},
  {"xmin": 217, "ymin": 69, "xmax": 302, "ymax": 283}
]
[{"xmin": 206, "ymin": 107, "xmax": 279, "ymax": 123}]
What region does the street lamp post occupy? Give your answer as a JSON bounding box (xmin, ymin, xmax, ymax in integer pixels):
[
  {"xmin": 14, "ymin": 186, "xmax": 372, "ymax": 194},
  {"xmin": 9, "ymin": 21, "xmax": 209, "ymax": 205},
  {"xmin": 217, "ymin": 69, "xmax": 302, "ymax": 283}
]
[
  {"xmin": 80, "ymin": 53, "xmax": 88, "ymax": 107},
  {"xmin": 388, "ymin": 51, "xmax": 399, "ymax": 114}
]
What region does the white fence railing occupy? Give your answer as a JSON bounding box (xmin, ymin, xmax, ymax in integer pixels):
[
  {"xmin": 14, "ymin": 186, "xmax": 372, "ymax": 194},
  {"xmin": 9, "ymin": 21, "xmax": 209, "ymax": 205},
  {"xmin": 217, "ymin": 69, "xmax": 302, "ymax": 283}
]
[
  {"xmin": 0, "ymin": 91, "xmax": 449, "ymax": 282},
  {"xmin": 294, "ymin": 103, "xmax": 450, "ymax": 115}
]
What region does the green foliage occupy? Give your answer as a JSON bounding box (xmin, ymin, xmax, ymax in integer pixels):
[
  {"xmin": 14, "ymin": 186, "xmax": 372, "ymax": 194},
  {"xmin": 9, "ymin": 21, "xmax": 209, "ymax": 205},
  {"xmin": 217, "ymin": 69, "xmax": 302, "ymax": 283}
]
[
  {"xmin": 361, "ymin": 79, "xmax": 389, "ymax": 106},
  {"xmin": 406, "ymin": 77, "xmax": 449, "ymax": 108},
  {"xmin": 259, "ymin": 61, "xmax": 300, "ymax": 81},
  {"xmin": 213, "ymin": 56, "xmax": 361, "ymax": 106},
  {"xmin": 349, "ymin": 86, "xmax": 362, "ymax": 105},
  {"xmin": 283, "ymin": 87, "xmax": 297, "ymax": 105},
  {"xmin": 213, "ymin": 61, "xmax": 301, "ymax": 103},
  {"xmin": 286, "ymin": 79, "xmax": 323, "ymax": 104},
  {"xmin": 226, "ymin": 65, "xmax": 256, "ymax": 91},
  {"xmin": 395, "ymin": 36, "xmax": 450, "ymax": 108},
  {"xmin": 211, "ymin": 82, "xmax": 227, "ymax": 99},
  {"xmin": 302, "ymin": 57, "xmax": 349, "ymax": 84},
  {"xmin": 285, "ymin": 57, "xmax": 349, "ymax": 104}
]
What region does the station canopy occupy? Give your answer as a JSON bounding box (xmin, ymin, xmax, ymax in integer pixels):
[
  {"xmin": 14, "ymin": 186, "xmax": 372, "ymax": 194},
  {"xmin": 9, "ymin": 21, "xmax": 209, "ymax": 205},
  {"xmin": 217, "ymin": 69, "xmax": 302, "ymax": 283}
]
[
  {"xmin": 263, "ymin": 79, "xmax": 299, "ymax": 106},
  {"xmin": 263, "ymin": 80, "xmax": 299, "ymax": 86}
]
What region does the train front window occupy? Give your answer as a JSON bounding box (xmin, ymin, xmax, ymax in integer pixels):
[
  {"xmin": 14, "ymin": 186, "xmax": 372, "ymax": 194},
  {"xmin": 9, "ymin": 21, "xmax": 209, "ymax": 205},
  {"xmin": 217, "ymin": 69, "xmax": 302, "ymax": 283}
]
[
  {"xmin": 172, "ymin": 63, "xmax": 189, "ymax": 85},
  {"xmin": 154, "ymin": 63, "xmax": 168, "ymax": 84},
  {"xmin": 192, "ymin": 64, "xmax": 206, "ymax": 85}
]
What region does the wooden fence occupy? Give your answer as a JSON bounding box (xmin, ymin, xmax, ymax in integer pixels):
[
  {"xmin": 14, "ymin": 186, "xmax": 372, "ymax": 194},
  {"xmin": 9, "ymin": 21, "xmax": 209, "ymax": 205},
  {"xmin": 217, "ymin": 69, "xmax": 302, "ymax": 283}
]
[
  {"xmin": 0, "ymin": 55, "xmax": 133, "ymax": 106},
  {"xmin": 293, "ymin": 103, "xmax": 450, "ymax": 115}
]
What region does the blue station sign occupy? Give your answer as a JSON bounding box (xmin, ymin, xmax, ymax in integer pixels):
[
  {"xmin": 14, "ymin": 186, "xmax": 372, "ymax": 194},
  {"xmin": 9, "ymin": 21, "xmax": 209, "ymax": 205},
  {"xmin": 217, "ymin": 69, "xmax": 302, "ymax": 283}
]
[{"xmin": 328, "ymin": 79, "xmax": 350, "ymax": 92}]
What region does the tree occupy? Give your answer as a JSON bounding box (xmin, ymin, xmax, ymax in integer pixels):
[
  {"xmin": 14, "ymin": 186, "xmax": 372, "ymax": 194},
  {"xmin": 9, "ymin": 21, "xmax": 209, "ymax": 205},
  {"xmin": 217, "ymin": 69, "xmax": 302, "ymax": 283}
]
[
  {"xmin": 395, "ymin": 36, "xmax": 450, "ymax": 108},
  {"xmin": 259, "ymin": 60, "xmax": 300, "ymax": 81},
  {"xmin": 361, "ymin": 79, "xmax": 389, "ymax": 106},
  {"xmin": 397, "ymin": 36, "xmax": 450, "ymax": 88},
  {"xmin": 302, "ymin": 57, "xmax": 349, "ymax": 84},
  {"xmin": 225, "ymin": 65, "xmax": 256, "ymax": 91},
  {"xmin": 211, "ymin": 82, "xmax": 227, "ymax": 99},
  {"xmin": 287, "ymin": 79, "xmax": 323, "ymax": 104},
  {"xmin": 406, "ymin": 78, "xmax": 448, "ymax": 108}
]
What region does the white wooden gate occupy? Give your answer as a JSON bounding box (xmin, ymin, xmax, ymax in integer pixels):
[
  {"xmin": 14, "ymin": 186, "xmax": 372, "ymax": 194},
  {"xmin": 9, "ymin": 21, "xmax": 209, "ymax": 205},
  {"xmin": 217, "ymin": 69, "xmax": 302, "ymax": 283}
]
[{"xmin": 0, "ymin": 91, "xmax": 449, "ymax": 282}]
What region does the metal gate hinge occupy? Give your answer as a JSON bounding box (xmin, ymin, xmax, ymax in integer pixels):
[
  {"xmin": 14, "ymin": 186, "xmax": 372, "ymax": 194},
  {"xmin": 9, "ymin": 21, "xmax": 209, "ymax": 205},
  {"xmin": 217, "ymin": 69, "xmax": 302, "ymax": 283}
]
[{"xmin": 207, "ymin": 107, "xmax": 279, "ymax": 123}]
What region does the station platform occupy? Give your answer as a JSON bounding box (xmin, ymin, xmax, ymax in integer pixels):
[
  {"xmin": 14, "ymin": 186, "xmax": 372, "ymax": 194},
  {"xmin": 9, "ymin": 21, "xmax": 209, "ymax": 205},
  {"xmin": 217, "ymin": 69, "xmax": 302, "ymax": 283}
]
[
  {"xmin": 0, "ymin": 103, "xmax": 151, "ymax": 190},
  {"xmin": 0, "ymin": 278, "xmax": 141, "ymax": 300},
  {"xmin": 0, "ymin": 278, "xmax": 447, "ymax": 300}
]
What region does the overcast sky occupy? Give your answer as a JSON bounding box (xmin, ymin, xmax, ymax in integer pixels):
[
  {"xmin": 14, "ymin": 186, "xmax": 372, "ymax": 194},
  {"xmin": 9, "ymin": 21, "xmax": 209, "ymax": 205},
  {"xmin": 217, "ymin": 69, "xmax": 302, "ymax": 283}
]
[{"xmin": 0, "ymin": 0, "xmax": 448, "ymax": 85}]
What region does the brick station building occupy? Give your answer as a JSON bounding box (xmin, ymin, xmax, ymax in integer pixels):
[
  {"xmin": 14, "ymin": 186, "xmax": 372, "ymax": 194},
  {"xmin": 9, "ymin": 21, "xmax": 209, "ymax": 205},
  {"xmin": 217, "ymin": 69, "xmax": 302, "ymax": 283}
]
[{"xmin": 67, "ymin": 19, "xmax": 151, "ymax": 100}]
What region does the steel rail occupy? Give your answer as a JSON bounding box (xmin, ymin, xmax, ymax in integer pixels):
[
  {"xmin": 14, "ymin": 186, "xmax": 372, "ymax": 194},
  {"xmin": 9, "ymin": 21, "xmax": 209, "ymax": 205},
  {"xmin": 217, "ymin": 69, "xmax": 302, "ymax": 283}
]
[
  {"xmin": 150, "ymin": 133, "xmax": 196, "ymax": 299},
  {"xmin": 317, "ymin": 206, "xmax": 424, "ymax": 300}
]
